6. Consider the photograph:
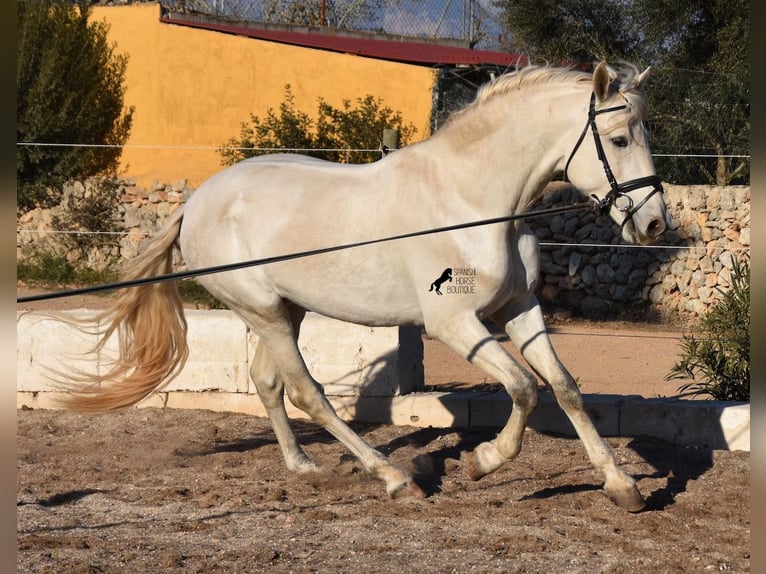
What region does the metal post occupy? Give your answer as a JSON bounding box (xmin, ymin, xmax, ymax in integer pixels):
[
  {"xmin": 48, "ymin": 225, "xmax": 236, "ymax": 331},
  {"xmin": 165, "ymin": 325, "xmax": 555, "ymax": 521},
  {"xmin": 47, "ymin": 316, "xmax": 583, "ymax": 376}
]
[{"xmin": 382, "ymin": 128, "xmax": 400, "ymax": 157}]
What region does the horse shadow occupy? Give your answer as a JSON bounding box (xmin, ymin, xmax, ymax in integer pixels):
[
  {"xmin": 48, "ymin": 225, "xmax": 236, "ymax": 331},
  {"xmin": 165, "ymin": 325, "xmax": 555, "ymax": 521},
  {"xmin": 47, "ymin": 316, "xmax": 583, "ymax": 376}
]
[
  {"xmin": 625, "ymin": 435, "xmax": 715, "ymax": 511},
  {"xmin": 373, "ymin": 425, "xmax": 495, "ymax": 496},
  {"xmin": 369, "ymin": 426, "xmax": 717, "ymax": 509},
  {"xmin": 177, "ymin": 409, "xmax": 716, "ymax": 511}
]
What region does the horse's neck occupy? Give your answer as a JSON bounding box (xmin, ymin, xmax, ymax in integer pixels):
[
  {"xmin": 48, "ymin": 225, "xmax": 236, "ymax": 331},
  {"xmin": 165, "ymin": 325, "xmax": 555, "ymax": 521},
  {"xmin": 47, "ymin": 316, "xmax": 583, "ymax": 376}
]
[{"xmin": 420, "ymin": 86, "xmax": 582, "ymax": 214}]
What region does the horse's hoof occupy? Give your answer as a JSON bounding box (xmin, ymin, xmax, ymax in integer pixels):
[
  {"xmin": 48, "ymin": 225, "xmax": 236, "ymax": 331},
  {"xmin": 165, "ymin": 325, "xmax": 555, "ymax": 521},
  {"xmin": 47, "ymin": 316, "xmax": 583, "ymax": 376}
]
[
  {"xmin": 290, "ymin": 458, "xmax": 329, "ymax": 475},
  {"xmin": 605, "ymin": 485, "xmax": 646, "ymax": 513},
  {"xmin": 389, "ymin": 479, "xmax": 425, "ymax": 499},
  {"xmin": 466, "ymin": 453, "xmax": 486, "ymax": 481}
]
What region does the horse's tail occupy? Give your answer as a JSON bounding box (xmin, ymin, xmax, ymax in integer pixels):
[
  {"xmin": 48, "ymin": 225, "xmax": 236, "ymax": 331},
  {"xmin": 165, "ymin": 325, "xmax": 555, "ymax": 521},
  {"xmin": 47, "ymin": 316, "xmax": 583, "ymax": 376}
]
[{"xmin": 56, "ymin": 207, "xmax": 189, "ymax": 413}]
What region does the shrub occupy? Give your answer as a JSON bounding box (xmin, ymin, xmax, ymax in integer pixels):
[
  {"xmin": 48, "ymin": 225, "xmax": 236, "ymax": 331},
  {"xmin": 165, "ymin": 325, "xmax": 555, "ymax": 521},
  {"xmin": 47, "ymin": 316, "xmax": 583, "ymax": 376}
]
[
  {"xmin": 666, "ymin": 256, "xmax": 750, "ymax": 401},
  {"xmin": 177, "ymin": 280, "xmax": 227, "ymax": 310},
  {"xmin": 219, "ymin": 85, "xmax": 417, "ymax": 166},
  {"xmin": 51, "ymin": 178, "xmax": 124, "ymax": 258}
]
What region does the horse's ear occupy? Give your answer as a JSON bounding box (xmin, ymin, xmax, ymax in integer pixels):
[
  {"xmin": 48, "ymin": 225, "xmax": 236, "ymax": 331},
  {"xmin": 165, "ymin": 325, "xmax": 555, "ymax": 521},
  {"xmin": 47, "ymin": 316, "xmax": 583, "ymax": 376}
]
[
  {"xmin": 635, "ymin": 66, "xmax": 651, "ymax": 91},
  {"xmin": 593, "ymin": 61, "xmax": 617, "ymax": 101}
]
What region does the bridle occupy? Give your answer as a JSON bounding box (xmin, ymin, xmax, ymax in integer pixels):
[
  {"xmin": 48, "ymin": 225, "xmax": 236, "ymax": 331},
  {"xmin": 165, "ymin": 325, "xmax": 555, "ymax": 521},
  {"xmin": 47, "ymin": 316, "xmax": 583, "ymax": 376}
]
[{"xmin": 564, "ymin": 92, "xmax": 664, "ymax": 228}]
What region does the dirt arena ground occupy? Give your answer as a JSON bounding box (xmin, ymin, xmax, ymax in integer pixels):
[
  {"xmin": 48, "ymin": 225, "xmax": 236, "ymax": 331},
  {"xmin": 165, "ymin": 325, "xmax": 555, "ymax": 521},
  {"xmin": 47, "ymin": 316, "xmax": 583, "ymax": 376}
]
[
  {"xmin": 17, "ymin": 288, "xmax": 750, "ymax": 572},
  {"xmin": 17, "ymin": 408, "xmax": 750, "ymax": 573}
]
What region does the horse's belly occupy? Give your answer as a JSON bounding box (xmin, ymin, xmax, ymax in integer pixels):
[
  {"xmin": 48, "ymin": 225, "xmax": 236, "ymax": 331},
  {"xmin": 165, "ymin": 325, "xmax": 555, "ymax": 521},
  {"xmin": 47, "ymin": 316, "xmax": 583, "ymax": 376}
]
[{"xmin": 264, "ymin": 250, "xmax": 425, "ymax": 326}]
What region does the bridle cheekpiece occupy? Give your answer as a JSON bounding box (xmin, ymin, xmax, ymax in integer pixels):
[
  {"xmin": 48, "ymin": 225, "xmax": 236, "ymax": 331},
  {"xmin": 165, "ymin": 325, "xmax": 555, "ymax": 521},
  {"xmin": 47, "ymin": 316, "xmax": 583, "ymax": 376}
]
[{"xmin": 564, "ymin": 92, "xmax": 664, "ymax": 228}]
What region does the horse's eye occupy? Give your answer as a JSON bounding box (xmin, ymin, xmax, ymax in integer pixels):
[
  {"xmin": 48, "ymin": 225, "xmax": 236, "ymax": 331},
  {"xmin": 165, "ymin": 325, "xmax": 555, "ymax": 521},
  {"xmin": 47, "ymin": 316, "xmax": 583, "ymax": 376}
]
[{"xmin": 611, "ymin": 136, "xmax": 629, "ymax": 148}]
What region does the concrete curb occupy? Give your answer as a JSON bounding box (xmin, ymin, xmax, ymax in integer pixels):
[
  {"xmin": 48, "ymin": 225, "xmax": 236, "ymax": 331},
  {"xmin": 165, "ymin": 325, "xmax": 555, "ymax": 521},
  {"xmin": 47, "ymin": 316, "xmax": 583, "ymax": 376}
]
[{"xmin": 17, "ymin": 309, "xmax": 750, "ymax": 452}]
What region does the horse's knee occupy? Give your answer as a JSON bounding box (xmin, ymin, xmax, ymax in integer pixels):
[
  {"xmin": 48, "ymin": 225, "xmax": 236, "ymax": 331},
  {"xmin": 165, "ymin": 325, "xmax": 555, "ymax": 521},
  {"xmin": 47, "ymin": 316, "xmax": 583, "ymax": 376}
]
[
  {"xmin": 253, "ymin": 380, "xmax": 284, "ymax": 409},
  {"xmin": 550, "ymin": 375, "xmax": 584, "ymax": 411}
]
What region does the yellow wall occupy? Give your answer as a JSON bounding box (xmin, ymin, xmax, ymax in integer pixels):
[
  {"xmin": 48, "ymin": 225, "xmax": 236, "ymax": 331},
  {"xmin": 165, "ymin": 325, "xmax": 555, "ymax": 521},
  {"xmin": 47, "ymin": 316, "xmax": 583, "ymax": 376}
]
[{"xmin": 92, "ymin": 4, "xmax": 437, "ymax": 187}]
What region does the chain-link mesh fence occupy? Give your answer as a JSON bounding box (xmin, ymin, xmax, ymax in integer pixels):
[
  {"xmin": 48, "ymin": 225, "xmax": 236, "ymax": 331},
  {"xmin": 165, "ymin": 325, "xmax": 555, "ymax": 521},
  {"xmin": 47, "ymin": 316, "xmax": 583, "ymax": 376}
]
[{"xmin": 163, "ymin": 0, "xmax": 505, "ymax": 51}]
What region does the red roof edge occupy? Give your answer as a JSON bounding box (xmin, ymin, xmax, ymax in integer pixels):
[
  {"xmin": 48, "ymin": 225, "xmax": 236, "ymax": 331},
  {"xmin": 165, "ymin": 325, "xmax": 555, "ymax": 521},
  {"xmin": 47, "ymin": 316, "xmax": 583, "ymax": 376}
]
[{"xmin": 159, "ymin": 12, "xmax": 523, "ymax": 67}]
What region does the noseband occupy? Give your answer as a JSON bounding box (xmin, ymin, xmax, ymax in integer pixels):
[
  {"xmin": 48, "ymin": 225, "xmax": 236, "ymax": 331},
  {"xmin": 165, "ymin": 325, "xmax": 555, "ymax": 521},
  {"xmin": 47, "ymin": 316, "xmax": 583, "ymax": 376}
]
[{"xmin": 564, "ymin": 92, "xmax": 664, "ymax": 228}]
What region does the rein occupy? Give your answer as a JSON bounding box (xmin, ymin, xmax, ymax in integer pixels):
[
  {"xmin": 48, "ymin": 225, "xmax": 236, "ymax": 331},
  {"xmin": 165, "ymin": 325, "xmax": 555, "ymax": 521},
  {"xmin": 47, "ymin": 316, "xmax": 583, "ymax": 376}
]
[
  {"xmin": 17, "ymin": 202, "xmax": 592, "ymax": 304},
  {"xmin": 20, "ymin": 91, "xmax": 663, "ymax": 305},
  {"xmin": 564, "ymin": 92, "xmax": 664, "ymax": 227}
]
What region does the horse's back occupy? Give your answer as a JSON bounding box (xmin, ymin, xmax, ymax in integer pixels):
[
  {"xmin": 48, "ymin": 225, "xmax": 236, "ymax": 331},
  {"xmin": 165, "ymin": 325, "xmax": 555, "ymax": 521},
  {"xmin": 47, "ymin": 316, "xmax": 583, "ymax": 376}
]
[{"xmin": 181, "ymin": 154, "xmax": 395, "ymax": 254}]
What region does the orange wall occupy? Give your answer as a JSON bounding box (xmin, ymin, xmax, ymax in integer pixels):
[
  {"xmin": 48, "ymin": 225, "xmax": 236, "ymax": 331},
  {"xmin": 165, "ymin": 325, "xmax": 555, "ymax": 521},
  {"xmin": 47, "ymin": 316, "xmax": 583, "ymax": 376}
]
[{"xmin": 92, "ymin": 4, "xmax": 437, "ymax": 187}]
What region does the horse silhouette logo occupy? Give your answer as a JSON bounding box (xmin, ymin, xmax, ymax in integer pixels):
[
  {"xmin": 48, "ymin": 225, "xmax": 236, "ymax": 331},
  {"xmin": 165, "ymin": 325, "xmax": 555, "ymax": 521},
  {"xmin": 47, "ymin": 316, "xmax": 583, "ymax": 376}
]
[{"xmin": 428, "ymin": 268, "xmax": 453, "ymax": 295}]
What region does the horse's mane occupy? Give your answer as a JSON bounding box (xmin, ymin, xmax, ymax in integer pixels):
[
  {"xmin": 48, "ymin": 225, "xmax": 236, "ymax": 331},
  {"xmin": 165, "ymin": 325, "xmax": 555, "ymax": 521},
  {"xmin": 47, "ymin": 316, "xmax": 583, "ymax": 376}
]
[
  {"xmin": 474, "ymin": 66, "xmax": 590, "ymax": 105},
  {"xmin": 444, "ymin": 63, "xmax": 647, "ymax": 128}
]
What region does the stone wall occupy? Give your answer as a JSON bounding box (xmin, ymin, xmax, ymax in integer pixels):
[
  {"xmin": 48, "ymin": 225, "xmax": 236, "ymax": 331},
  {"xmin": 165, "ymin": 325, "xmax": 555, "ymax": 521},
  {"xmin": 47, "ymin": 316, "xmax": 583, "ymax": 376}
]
[
  {"xmin": 17, "ymin": 180, "xmax": 750, "ymax": 321},
  {"xmin": 17, "ymin": 178, "xmax": 191, "ymax": 269},
  {"xmin": 528, "ymin": 183, "xmax": 750, "ymax": 320}
]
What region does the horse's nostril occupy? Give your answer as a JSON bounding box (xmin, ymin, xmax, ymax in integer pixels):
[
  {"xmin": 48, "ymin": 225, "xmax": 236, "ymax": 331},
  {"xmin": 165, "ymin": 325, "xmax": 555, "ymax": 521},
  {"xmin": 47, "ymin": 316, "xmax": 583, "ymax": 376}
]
[{"xmin": 648, "ymin": 218, "xmax": 666, "ymax": 238}]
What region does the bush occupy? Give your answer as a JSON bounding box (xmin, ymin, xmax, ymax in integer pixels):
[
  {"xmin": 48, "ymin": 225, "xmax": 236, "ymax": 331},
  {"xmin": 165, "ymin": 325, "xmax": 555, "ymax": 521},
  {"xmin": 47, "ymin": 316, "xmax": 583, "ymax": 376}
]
[
  {"xmin": 18, "ymin": 254, "xmax": 225, "ymax": 310},
  {"xmin": 219, "ymin": 85, "xmax": 417, "ymax": 166},
  {"xmin": 666, "ymin": 257, "xmax": 750, "ymax": 401},
  {"xmin": 177, "ymin": 279, "xmax": 227, "ymax": 310},
  {"xmin": 51, "ymin": 178, "xmax": 124, "ymax": 258}
]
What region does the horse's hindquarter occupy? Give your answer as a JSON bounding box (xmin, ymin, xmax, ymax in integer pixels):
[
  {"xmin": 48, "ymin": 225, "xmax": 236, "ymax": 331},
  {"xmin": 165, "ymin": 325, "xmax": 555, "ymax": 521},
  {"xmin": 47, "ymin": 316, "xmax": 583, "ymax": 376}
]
[{"xmin": 180, "ymin": 154, "xmax": 529, "ymax": 325}]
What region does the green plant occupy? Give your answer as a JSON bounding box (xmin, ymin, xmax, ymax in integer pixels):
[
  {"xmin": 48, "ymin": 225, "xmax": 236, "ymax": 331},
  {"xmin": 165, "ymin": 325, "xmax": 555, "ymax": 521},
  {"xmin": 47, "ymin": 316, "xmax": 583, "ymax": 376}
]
[
  {"xmin": 17, "ymin": 251, "xmax": 117, "ymax": 287},
  {"xmin": 18, "ymin": 254, "xmax": 226, "ymax": 310},
  {"xmin": 177, "ymin": 279, "xmax": 227, "ymax": 310},
  {"xmin": 17, "ymin": 252, "xmax": 77, "ymax": 285},
  {"xmin": 666, "ymin": 256, "xmax": 750, "ymax": 401},
  {"xmin": 219, "ymin": 85, "xmax": 416, "ymax": 166}
]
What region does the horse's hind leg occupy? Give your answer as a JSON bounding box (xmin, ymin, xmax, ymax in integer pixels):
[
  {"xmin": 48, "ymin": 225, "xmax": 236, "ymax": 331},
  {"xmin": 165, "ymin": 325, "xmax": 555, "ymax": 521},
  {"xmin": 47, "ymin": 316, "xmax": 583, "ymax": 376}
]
[
  {"xmin": 249, "ymin": 341, "xmax": 325, "ymax": 474},
  {"xmin": 493, "ymin": 295, "xmax": 645, "ymax": 512},
  {"xmin": 242, "ymin": 305, "xmax": 423, "ymax": 498}
]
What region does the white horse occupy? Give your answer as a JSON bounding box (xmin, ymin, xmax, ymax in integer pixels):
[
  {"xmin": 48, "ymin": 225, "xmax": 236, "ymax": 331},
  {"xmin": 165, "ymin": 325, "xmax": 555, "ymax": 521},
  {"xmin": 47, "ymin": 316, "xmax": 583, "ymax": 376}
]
[{"xmin": 61, "ymin": 62, "xmax": 668, "ymax": 512}]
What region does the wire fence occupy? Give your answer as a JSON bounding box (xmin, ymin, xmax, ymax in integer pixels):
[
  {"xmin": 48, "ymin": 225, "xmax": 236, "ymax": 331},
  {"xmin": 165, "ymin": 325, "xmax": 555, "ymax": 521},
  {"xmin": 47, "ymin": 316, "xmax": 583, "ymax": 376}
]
[
  {"xmin": 16, "ymin": 139, "xmax": 750, "ymax": 329},
  {"xmin": 14, "ymin": 141, "xmax": 752, "ymax": 257},
  {"xmin": 162, "ymin": 0, "xmax": 506, "ymax": 50},
  {"xmin": 14, "ymin": 226, "xmax": 752, "ymax": 258}
]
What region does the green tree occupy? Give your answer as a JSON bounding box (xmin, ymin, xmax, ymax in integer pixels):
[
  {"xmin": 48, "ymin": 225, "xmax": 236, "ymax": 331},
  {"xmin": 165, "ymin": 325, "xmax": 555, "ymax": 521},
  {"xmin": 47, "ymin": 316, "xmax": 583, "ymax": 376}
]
[
  {"xmin": 17, "ymin": 0, "xmax": 134, "ymax": 213},
  {"xmin": 496, "ymin": 0, "xmax": 643, "ymax": 64},
  {"xmin": 219, "ymin": 85, "xmax": 417, "ymax": 165},
  {"xmin": 633, "ymin": 1, "xmax": 750, "ymax": 185},
  {"xmin": 494, "ymin": 0, "xmax": 749, "ymax": 185},
  {"xmin": 314, "ymin": 94, "xmax": 417, "ymax": 163}
]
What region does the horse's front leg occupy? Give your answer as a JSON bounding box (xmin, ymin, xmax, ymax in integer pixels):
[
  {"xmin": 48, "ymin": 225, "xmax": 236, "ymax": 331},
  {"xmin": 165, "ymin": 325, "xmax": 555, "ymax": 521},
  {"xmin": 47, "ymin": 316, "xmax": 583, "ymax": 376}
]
[
  {"xmin": 492, "ymin": 295, "xmax": 645, "ymax": 512},
  {"xmin": 428, "ymin": 312, "xmax": 540, "ymax": 480}
]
